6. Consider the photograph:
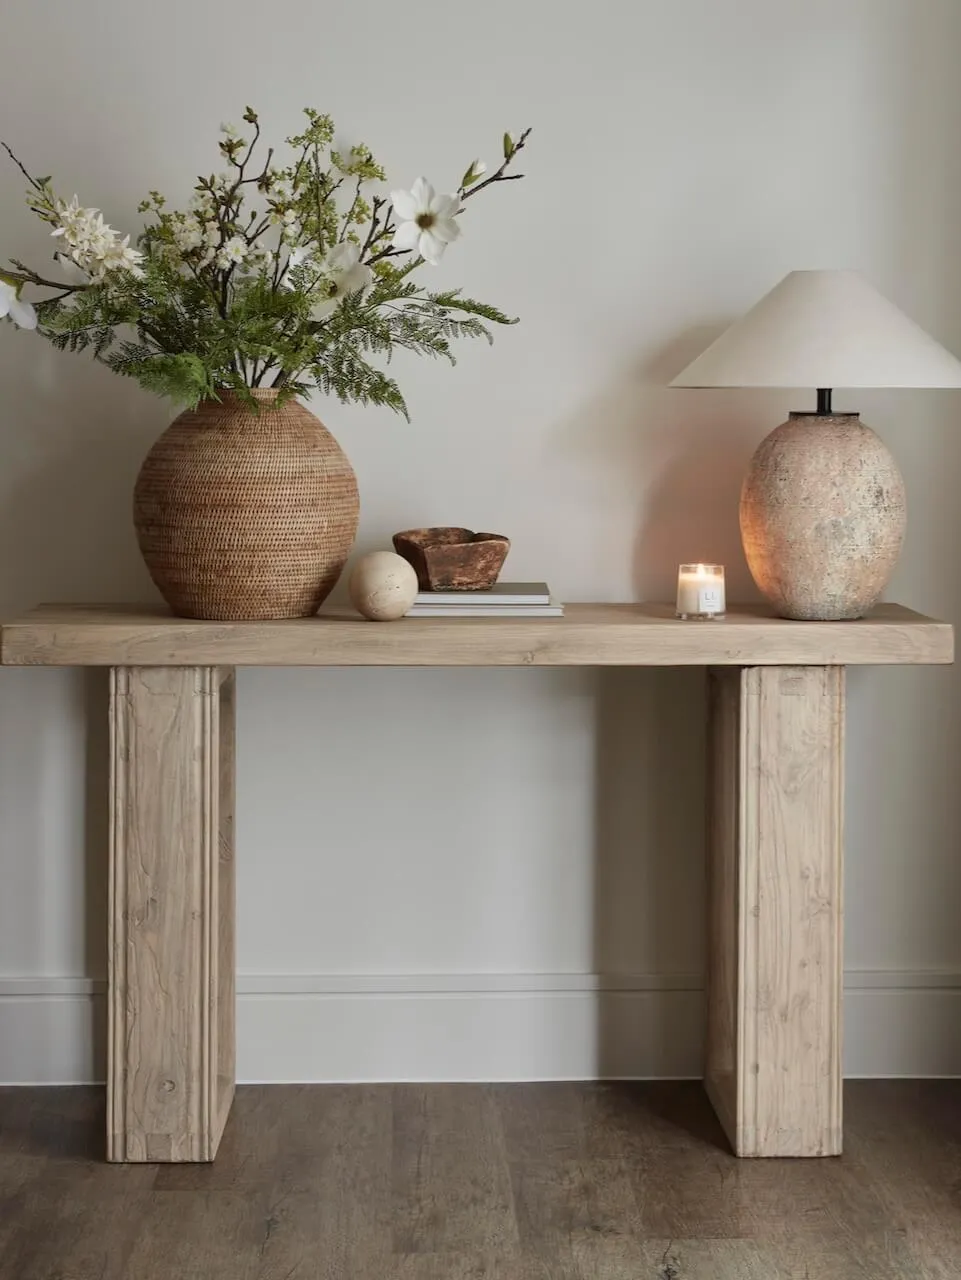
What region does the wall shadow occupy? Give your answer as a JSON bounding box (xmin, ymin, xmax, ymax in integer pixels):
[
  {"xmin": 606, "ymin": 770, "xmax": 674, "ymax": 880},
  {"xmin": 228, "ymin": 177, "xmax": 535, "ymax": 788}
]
[
  {"xmin": 84, "ymin": 669, "xmax": 110, "ymax": 1078},
  {"xmin": 575, "ymin": 332, "xmax": 765, "ymax": 1141},
  {"xmin": 592, "ymin": 665, "xmax": 712, "ymax": 1135},
  {"xmin": 546, "ymin": 327, "xmax": 776, "ymax": 604},
  {"xmin": 0, "ymin": 351, "xmax": 164, "ymax": 1082}
]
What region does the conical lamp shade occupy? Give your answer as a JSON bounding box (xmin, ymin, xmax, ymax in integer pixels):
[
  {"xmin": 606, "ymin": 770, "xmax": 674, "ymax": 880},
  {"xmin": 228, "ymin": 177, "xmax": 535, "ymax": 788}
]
[{"xmin": 671, "ymin": 269, "xmax": 961, "ymax": 389}]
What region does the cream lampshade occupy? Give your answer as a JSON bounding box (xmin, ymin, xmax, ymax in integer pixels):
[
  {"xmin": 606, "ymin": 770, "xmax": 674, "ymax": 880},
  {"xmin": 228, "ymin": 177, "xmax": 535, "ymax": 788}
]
[{"xmin": 671, "ymin": 269, "xmax": 961, "ymax": 619}]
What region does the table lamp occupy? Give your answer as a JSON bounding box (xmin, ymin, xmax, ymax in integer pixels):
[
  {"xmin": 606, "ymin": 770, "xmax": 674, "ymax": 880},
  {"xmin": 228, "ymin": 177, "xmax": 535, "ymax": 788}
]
[{"xmin": 670, "ymin": 269, "xmax": 961, "ymax": 619}]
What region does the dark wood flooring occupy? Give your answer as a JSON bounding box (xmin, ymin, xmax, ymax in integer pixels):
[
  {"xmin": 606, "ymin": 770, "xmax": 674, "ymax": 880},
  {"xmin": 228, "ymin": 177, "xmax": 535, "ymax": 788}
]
[{"xmin": 1, "ymin": 1081, "xmax": 960, "ymax": 1278}]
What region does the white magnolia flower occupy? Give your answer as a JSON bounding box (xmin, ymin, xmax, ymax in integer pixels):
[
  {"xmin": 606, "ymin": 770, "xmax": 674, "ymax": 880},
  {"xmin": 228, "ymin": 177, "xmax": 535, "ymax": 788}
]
[
  {"xmin": 220, "ymin": 121, "xmax": 240, "ymax": 138},
  {"xmin": 217, "ymin": 235, "xmax": 248, "ymax": 268},
  {"xmin": 0, "ymin": 279, "xmax": 37, "ymax": 330},
  {"xmin": 310, "ymin": 242, "xmax": 373, "ymax": 319},
  {"xmin": 390, "ymin": 177, "xmax": 460, "ymax": 265}
]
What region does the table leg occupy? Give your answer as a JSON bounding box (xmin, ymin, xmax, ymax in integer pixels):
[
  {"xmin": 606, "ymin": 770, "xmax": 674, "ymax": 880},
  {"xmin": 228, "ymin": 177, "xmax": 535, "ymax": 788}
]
[
  {"xmin": 706, "ymin": 665, "xmax": 843, "ymax": 1157},
  {"xmin": 107, "ymin": 666, "xmax": 236, "ymax": 1162}
]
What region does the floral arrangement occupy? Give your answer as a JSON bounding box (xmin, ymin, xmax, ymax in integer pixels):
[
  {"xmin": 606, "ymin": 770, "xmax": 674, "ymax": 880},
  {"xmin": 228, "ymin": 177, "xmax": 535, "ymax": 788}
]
[{"xmin": 0, "ymin": 109, "xmax": 530, "ymax": 415}]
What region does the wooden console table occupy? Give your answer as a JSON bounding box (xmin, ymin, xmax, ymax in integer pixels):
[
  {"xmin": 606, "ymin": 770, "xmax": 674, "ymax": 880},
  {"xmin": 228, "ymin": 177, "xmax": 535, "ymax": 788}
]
[{"xmin": 1, "ymin": 602, "xmax": 952, "ymax": 1161}]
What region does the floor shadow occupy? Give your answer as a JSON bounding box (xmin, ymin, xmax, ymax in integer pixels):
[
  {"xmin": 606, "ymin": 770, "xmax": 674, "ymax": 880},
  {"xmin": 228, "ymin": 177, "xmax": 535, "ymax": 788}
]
[
  {"xmin": 0, "ymin": 1086, "xmax": 105, "ymax": 1161},
  {"xmin": 602, "ymin": 1080, "xmax": 729, "ymax": 1151}
]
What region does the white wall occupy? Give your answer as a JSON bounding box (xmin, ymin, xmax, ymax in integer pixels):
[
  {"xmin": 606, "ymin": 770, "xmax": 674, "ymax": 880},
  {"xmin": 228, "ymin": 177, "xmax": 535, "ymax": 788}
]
[{"xmin": 2, "ymin": 0, "xmax": 961, "ymax": 1082}]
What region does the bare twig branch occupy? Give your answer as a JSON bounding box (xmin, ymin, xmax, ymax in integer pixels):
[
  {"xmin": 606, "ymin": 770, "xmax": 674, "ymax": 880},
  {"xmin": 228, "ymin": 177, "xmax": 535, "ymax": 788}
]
[
  {"xmin": 1, "ymin": 141, "xmax": 44, "ymax": 192},
  {"xmin": 460, "ymin": 127, "xmax": 532, "ymax": 202},
  {"xmin": 340, "ymin": 176, "xmax": 364, "ymax": 239},
  {"xmin": 367, "ymin": 244, "xmax": 408, "ymax": 266},
  {"xmin": 9, "ymin": 263, "xmax": 88, "ymax": 295}
]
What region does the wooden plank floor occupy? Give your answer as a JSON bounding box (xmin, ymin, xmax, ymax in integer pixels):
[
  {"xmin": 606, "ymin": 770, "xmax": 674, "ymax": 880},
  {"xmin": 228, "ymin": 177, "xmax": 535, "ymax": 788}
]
[{"xmin": 2, "ymin": 1081, "xmax": 960, "ymax": 1278}]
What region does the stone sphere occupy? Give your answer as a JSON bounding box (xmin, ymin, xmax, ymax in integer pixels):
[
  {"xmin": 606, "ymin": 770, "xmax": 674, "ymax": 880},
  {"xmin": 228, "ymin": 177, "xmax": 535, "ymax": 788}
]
[{"xmin": 348, "ymin": 551, "xmax": 419, "ymax": 621}]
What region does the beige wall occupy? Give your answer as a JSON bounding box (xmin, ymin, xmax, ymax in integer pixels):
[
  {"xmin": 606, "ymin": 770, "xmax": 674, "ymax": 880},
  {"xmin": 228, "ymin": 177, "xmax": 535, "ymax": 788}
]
[{"xmin": 2, "ymin": 0, "xmax": 961, "ymax": 1081}]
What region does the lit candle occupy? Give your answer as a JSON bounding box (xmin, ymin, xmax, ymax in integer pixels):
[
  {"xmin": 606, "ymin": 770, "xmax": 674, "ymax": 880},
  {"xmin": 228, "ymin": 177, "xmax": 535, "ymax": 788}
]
[{"xmin": 676, "ymin": 563, "xmax": 725, "ymax": 619}]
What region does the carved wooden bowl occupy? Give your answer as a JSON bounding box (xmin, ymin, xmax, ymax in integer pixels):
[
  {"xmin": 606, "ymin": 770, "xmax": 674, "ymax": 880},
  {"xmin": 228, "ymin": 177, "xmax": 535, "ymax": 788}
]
[{"xmin": 392, "ymin": 527, "xmax": 510, "ymax": 591}]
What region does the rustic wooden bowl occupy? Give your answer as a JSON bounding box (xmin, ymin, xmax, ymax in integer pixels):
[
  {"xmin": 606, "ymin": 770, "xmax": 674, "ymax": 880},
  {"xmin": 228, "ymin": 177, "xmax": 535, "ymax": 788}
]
[{"xmin": 392, "ymin": 527, "xmax": 510, "ymax": 591}]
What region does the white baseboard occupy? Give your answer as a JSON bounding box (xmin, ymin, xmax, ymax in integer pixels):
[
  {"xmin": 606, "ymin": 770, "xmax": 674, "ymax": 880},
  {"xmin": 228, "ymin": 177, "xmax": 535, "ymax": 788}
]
[{"xmin": 2, "ymin": 971, "xmax": 960, "ymax": 1085}]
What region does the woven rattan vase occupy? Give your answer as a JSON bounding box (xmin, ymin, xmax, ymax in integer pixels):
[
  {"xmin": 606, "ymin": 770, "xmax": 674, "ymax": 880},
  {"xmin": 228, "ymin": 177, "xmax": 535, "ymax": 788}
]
[{"xmin": 133, "ymin": 389, "xmax": 359, "ymax": 620}]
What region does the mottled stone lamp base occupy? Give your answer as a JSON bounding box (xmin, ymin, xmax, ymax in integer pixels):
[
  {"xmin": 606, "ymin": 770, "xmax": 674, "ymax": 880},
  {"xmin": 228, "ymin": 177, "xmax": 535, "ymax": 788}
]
[{"xmin": 740, "ymin": 413, "xmax": 906, "ymax": 621}]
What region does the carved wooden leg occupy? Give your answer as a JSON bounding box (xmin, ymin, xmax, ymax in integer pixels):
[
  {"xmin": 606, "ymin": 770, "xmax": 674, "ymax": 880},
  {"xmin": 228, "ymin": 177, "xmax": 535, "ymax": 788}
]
[
  {"xmin": 706, "ymin": 666, "xmax": 843, "ymax": 1157},
  {"xmin": 107, "ymin": 666, "xmax": 236, "ymax": 1162}
]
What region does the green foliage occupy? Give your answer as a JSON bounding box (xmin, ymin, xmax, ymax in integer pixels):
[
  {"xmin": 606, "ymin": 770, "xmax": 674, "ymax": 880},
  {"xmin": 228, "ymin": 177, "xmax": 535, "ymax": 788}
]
[
  {"xmin": 2, "ymin": 110, "xmax": 532, "ymax": 413},
  {"xmin": 331, "ymin": 144, "xmax": 386, "ymax": 183},
  {"xmin": 113, "ymin": 351, "xmax": 218, "ymax": 404}
]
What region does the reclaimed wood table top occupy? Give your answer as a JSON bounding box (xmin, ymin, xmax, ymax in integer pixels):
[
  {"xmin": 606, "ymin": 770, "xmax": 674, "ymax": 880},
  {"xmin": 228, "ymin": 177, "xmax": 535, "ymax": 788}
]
[{"xmin": 0, "ymin": 602, "xmax": 952, "ymax": 667}]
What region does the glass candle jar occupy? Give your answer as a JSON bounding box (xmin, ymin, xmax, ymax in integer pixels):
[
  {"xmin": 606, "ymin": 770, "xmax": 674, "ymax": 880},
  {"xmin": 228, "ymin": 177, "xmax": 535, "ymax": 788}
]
[{"xmin": 676, "ymin": 563, "xmax": 725, "ymax": 619}]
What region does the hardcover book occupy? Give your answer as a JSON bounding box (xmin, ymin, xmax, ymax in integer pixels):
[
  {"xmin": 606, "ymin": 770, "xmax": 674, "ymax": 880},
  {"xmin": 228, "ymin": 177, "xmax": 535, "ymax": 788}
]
[{"xmin": 412, "ymin": 581, "xmax": 552, "ymax": 606}]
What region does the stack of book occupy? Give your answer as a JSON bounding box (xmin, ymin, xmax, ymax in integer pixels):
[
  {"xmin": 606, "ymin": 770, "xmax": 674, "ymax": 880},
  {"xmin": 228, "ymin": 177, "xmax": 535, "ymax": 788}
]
[{"xmin": 406, "ymin": 581, "xmax": 563, "ymax": 618}]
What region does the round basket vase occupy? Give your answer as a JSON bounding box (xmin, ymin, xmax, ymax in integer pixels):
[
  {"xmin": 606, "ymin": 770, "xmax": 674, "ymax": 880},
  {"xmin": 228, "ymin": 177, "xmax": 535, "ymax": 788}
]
[
  {"xmin": 740, "ymin": 412, "xmax": 906, "ymax": 621},
  {"xmin": 133, "ymin": 389, "xmax": 359, "ymax": 620}
]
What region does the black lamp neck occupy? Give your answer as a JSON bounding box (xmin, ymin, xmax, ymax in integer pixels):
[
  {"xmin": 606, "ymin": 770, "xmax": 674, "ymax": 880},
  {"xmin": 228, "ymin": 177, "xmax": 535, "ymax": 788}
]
[{"xmin": 816, "ymin": 388, "xmax": 833, "ymax": 415}]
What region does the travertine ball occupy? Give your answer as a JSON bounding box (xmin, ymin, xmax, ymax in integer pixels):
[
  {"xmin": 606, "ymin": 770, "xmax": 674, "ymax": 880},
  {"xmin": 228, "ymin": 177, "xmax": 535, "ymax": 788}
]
[{"xmin": 348, "ymin": 551, "xmax": 418, "ymax": 621}]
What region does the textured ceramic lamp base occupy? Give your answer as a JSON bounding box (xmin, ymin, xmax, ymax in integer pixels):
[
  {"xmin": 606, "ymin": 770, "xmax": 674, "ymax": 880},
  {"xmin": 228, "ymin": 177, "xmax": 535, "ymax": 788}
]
[{"xmin": 740, "ymin": 413, "xmax": 906, "ymax": 621}]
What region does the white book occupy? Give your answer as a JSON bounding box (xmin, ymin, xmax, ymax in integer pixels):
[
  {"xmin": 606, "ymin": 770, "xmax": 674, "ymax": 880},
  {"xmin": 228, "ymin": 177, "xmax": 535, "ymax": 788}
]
[
  {"xmin": 413, "ymin": 581, "xmax": 552, "ymax": 607},
  {"xmin": 406, "ymin": 598, "xmax": 564, "ymax": 618}
]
